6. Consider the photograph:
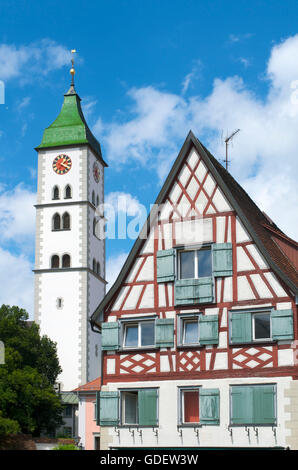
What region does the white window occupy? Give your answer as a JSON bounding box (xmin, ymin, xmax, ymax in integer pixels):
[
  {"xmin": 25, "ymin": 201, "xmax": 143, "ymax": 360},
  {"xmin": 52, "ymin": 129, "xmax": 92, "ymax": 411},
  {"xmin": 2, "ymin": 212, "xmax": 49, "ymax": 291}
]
[
  {"xmin": 123, "ymin": 320, "xmax": 155, "ymax": 349},
  {"xmin": 182, "ymin": 317, "xmax": 199, "ymax": 345},
  {"xmin": 178, "ymin": 247, "xmax": 212, "ymax": 280}
]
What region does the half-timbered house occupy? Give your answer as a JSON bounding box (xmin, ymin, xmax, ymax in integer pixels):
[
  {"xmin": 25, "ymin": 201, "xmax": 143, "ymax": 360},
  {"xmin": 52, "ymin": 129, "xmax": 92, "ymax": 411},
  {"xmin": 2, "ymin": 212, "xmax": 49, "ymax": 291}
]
[{"xmin": 91, "ymin": 131, "xmax": 298, "ymax": 450}]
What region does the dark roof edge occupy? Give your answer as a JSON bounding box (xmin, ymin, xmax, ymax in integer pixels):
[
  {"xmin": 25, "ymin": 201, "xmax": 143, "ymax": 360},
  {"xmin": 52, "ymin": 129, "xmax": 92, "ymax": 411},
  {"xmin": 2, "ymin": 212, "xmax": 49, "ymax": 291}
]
[
  {"xmin": 90, "ymin": 131, "xmax": 297, "ymax": 327},
  {"xmin": 34, "ymin": 142, "xmax": 108, "ymax": 167},
  {"xmin": 90, "ymin": 131, "xmax": 194, "ymax": 327},
  {"xmin": 191, "ymin": 132, "xmax": 298, "ymax": 296}
]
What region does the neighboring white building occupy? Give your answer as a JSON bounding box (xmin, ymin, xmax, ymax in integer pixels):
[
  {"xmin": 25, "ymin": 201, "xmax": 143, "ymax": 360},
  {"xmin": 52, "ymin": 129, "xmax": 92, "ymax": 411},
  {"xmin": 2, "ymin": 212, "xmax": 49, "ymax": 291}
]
[
  {"xmin": 92, "ymin": 131, "xmax": 298, "ymax": 450},
  {"xmin": 34, "ymin": 80, "xmax": 107, "ymax": 392}
]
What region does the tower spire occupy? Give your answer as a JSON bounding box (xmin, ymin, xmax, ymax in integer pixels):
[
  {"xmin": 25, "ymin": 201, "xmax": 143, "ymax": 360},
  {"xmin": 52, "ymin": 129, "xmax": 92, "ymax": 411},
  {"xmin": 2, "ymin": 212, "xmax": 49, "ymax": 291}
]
[
  {"xmin": 70, "ymin": 49, "xmax": 76, "ymax": 86},
  {"xmin": 66, "ymin": 49, "xmax": 77, "ymax": 95}
]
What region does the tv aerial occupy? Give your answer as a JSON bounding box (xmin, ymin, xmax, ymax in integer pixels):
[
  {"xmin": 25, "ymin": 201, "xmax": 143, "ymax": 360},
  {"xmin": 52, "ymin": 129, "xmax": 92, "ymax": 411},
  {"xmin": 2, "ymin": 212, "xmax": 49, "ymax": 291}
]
[{"xmin": 220, "ymin": 129, "xmax": 240, "ymax": 171}]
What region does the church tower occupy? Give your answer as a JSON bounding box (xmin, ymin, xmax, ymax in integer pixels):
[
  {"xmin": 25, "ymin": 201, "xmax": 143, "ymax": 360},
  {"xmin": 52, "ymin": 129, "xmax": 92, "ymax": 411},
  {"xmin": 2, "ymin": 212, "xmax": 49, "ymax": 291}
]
[{"xmin": 34, "ymin": 61, "xmax": 107, "ymax": 391}]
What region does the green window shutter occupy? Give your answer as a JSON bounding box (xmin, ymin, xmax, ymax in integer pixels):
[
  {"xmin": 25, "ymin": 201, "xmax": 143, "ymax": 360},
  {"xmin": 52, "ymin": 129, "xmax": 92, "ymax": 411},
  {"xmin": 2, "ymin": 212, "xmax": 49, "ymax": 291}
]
[
  {"xmin": 138, "ymin": 389, "xmax": 158, "ymax": 426},
  {"xmin": 199, "ymin": 314, "xmax": 219, "ymax": 345},
  {"xmin": 155, "ymin": 318, "xmax": 174, "ymax": 348},
  {"xmin": 252, "ymin": 385, "xmax": 276, "ymax": 425},
  {"xmin": 230, "ymin": 385, "xmax": 276, "ymax": 426},
  {"xmin": 99, "ymin": 391, "xmax": 119, "ymax": 427},
  {"xmin": 230, "ymin": 312, "xmax": 252, "ymax": 344},
  {"xmin": 230, "ymin": 386, "xmax": 253, "ymax": 425},
  {"xmin": 271, "ymin": 309, "xmax": 294, "ymax": 341},
  {"xmin": 175, "ymin": 277, "xmax": 213, "ymax": 305},
  {"xmin": 196, "ymin": 277, "xmax": 214, "ymax": 303},
  {"xmin": 175, "ymin": 279, "xmax": 199, "ymax": 305},
  {"xmin": 96, "ymin": 391, "xmax": 100, "ymax": 425},
  {"xmin": 101, "ymin": 322, "xmax": 120, "ymax": 351},
  {"xmin": 212, "ymin": 243, "xmax": 233, "ymax": 277},
  {"xmin": 199, "ymin": 389, "xmax": 220, "ymax": 425},
  {"xmin": 157, "ymin": 249, "xmax": 175, "ymax": 283}
]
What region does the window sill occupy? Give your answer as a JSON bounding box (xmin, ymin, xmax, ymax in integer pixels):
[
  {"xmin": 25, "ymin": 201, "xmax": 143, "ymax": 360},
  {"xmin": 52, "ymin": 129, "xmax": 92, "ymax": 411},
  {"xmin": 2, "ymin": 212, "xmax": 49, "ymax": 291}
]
[
  {"xmin": 229, "ymin": 423, "xmax": 277, "ymax": 427},
  {"xmin": 178, "ymin": 423, "xmax": 202, "ymax": 428},
  {"xmin": 119, "ymin": 346, "xmax": 158, "ymax": 353},
  {"xmin": 177, "ymin": 344, "xmax": 203, "ymax": 350},
  {"xmin": 118, "ymin": 425, "xmax": 159, "ymax": 428},
  {"xmin": 230, "ymin": 340, "xmax": 275, "ymax": 346},
  {"xmin": 52, "ymin": 228, "xmax": 71, "ymax": 232}
]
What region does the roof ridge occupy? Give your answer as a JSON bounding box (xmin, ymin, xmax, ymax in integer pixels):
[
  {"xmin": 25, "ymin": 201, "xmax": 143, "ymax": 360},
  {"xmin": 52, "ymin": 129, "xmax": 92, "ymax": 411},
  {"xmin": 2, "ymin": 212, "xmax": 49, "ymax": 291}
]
[{"xmin": 90, "ymin": 131, "xmax": 298, "ymax": 327}]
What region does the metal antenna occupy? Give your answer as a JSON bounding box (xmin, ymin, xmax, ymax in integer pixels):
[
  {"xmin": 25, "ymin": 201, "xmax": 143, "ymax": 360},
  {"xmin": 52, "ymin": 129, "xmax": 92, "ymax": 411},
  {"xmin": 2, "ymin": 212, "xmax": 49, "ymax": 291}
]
[{"xmin": 224, "ymin": 129, "xmax": 240, "ymax": 171}]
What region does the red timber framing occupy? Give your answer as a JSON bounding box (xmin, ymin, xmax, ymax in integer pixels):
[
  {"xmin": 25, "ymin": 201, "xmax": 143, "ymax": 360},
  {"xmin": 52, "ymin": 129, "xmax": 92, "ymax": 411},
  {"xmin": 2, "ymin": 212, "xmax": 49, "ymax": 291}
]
[{"xmin": 92, "ymin": 132, "xmax": 298, "ymax": 386}]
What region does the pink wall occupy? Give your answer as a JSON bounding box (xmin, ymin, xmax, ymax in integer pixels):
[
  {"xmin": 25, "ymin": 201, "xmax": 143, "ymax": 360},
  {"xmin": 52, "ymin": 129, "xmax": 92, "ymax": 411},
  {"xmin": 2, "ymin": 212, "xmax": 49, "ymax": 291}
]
[{"xmin": 85, "ymin": 394, "xmax": 100, "ymax": 450}]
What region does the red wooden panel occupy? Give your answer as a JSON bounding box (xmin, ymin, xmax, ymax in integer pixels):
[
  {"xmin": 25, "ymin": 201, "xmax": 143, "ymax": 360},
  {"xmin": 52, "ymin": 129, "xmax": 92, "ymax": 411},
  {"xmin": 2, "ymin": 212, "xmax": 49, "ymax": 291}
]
[{"xmin": 184, "ymin": 391, "xmax": 199, "ymax": 423}]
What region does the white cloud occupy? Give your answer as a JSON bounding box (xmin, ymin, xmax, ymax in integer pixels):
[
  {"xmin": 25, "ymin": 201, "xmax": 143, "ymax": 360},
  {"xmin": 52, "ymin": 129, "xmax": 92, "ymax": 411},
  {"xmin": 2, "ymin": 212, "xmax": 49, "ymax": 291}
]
[
  {"xmin": 106, "ymin": 252, "xmax": 128, "ymax": 291},
  {"xmin": 17, "ymin": 96, "xmax": 31, "ymax": 111},
  {"xmin": 97, "ymin": 35, "xmax": 298, "ymax": 240},
  {"xmin": 0, "ymin": 184, "xmax": 36, "ymax": 245},
  {"xmin": 0, "ymin": 39, "xmax": 72, "ymax": 82},
  {"xmin": 105, "ymin": 191, "xmax": 144, "ymax": 217},
  {"xmin": 181, "ymin": 60, "xmax": 202, "ymax": 94},
  {"xmin": 0, "ymin": 247, "xmax": 34, "ymax": 316},
  {"xmin": 238, "ymin": 57, "xmax": 251, "ymax": 68}
]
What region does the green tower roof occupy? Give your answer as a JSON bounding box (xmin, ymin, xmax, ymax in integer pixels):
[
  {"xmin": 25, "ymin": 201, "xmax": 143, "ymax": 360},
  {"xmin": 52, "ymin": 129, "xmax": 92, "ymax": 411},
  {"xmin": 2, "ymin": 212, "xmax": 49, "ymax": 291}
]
[{"xmin": 36, "ymin": 85, "xmax": 107, "ymax": 166}]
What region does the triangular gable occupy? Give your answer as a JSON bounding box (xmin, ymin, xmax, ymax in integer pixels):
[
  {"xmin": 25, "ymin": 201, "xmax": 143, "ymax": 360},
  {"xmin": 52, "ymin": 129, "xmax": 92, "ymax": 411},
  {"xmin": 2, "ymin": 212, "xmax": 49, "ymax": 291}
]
[{"xmin": 91, "ymin": 131, "xmax": 297, "ymax": 327}]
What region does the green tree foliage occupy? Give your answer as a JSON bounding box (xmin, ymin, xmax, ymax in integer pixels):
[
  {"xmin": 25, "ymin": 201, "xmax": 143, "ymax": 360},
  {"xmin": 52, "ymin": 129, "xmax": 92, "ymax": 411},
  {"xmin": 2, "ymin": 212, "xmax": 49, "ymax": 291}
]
[
  {"xmin": 0, "ymin": 305, "xmax": 63, "ymax": 436},
  {"xmin": 0, "ymin": 411, "xmax": 20, "ymax": 436}
]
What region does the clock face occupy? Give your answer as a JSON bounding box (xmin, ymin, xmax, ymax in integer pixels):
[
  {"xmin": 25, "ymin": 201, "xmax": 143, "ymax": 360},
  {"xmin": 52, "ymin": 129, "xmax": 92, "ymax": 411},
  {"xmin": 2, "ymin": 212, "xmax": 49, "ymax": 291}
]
[
  {"xmin": 53, "ymin": 154, "xmax": 72, "ymax": 175},
  {"xmin": 93, "ymin": 162, "xmax": 100, "ymax": 183}
]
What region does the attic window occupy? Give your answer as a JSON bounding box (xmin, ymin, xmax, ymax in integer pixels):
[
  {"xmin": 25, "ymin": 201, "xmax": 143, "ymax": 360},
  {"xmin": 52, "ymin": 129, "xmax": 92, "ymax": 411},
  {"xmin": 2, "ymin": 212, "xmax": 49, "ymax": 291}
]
[{"xmin": 178, "ymin": 247, "xmax": 212, "ymax": 280}]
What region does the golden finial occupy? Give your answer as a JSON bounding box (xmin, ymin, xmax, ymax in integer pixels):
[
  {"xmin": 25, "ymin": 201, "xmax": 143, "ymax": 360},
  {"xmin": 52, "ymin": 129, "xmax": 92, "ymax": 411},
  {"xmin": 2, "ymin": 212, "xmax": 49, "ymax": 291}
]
[{"xmin": 70, "ymin": 49, "xmax": 76, "ymax": 86}]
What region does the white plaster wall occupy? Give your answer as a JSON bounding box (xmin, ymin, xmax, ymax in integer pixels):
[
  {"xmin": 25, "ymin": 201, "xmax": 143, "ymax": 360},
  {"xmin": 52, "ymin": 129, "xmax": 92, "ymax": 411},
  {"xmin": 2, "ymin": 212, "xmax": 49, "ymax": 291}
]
[
  {"xmin": 35, "ymin": 146, "xmax": 106, "ymax": 391},
  {"xmin": 38, "ymin": 271, "xmax": 81, "ymax": 390},
  {"xmin": 105, "ymin": 376, "xmax": 292, "ymax": 449}
]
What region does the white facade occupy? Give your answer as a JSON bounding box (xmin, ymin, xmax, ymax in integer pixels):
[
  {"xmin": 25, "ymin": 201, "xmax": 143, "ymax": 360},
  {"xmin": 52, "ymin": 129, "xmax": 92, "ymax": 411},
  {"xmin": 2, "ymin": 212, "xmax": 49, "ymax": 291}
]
[
  {"xmin": 103, "ymin": 376, "xmax": 292, "ymax": 449},
  {"xmin": 34, "ymin": 145, "xmax": 105, "ymax": 391}
]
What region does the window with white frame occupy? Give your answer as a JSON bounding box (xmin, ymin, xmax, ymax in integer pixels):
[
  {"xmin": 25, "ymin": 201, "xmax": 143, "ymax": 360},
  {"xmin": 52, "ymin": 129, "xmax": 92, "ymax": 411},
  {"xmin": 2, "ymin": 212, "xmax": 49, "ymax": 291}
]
[
  {"xmin": 119, "ymin": 388, "xmax": 159, "ymax": 426},
  {"xmin": 122, "ymin": 319, "xmax": 155, "ymax": 349},
  {"xmin": 252, "ymin": 312, "xmax": 271, "ymax": 341},
  {"xmin": 179, "ymin": 387, "xmax": 200, "ymax": 425},
  {"xmin": 178, "ymin": 314, "xmax": 200, "ymax": 346},
  {"xmin": 178, "ymin": 246, "xmax": 212, "ymax": 280},
  {"xmin": 121, "ymin": 390, "xmax": 138, "ymax": 425}
]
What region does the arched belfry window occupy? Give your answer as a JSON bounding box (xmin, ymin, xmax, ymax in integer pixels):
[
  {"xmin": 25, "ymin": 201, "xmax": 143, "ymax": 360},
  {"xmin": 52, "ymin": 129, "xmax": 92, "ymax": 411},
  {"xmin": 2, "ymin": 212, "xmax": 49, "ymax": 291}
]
[
  {"xmin": 93, "ymin": 218, "xmax": 97, "ymax": 236},
  {"xmin": 92, "ymin": 191, "xmax": 95, "ymax": 205},
  {"xmin": 93, "ymin": 258, "xmax": 96, "ymax": 272},
  {"xmin": 53, "ymin": 186, "xmax": 60, "ymax": 200},
  {"xmin": 53, "ymin": 213, "xmax": 61, "ymax": 230},
  {"xmin": 96, "ymin": 195, "xmax": 99, "ymax": 207},
  {"xmin": 51, "ymin": 255, "xmax": 60, "ymax": 268},
  {"xmin": 62, "ymin": 212, "xmax": 70, "ymax": 230},
  {"xmin": 64, "ymin": 185, "xmax": 72, "ymax": 199},
  {"xmin": 62, "ymin": 254, "xmax": 71, "ymax": 268},
  {"xmin": 96, "ymin": 262, "xmax": 100, "ymax": 276}
]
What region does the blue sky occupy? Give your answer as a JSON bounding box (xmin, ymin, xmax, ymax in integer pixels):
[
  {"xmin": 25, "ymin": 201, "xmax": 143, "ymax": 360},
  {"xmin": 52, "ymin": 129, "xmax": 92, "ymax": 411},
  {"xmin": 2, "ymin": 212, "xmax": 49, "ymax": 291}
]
[{"xmin": 0, "ymin": 0, "xmax": 298, "ymax": 316}]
